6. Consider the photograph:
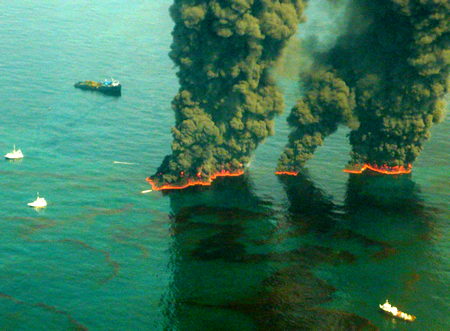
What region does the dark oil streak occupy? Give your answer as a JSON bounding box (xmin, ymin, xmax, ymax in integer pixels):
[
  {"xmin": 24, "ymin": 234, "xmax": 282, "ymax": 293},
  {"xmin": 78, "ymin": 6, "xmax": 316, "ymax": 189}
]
[
  {"xmin": 0, "ymin": 292, "xmax": 88, "ymax": 331},
  {"xmin": 23, "ymin": 238, "xmax": 121, "ymax": 284},
  {"xmin": 59, "ymin": 239, "xmax": 121, "ymax": 284}
]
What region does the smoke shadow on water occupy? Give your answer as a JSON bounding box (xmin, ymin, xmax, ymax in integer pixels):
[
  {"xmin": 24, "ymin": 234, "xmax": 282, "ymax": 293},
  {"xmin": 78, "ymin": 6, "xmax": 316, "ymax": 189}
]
[
  {"xmin": 339, "ymin": 173, "xmax": 442, "ymax": 330},
  {"xmin": 278, "ymin": 171, "xmax": 440, "ymax": 330},
  {"xmin": 344, "ymin": 174, "xmax": 424, "ymax": 213},
  {"xmin": 342, "ymin": 173, "xmax": 435, "ymax": 250},
  {"xmin": 159, "ymin": 174, "xmax": 378, "ymax": 330}
]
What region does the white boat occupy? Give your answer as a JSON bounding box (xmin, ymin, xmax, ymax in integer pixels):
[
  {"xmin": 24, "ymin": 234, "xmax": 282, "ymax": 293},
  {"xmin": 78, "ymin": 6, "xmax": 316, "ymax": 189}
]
[
  {"xmin": 28, "ymin": 193, "xmax": 47, "ymax": 208},
  {"xmin": 379, "ymin": 300, "xmax": 416, "ymax": 322},
  {"xmin": 5, "ymin": 145, "xmax": 24, "ymax": 159}
]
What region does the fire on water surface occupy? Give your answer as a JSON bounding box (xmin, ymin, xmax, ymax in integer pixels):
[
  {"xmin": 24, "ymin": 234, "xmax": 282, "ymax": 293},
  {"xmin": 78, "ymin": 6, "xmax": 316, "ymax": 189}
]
[
  {"xmin": 274, "ymin": 164, "xmax": 412, "ymax": 177},
  {"xmin": 146, "ymin": 169, "xmax": 245, "ymax": 191},
  {"xmin": 343, "ymin": 164, "xmax": 412, "ymax": 175},
  {"xmin": 275, "ymin": 171, "xmax": 299, "ymax": 176},
  {"xmin": 148, "ymin": 164, "xmax": 411, "ymax": 190}
]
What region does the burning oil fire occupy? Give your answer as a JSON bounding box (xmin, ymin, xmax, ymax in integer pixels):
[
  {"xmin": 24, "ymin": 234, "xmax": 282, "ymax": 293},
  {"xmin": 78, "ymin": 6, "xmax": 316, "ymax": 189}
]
[
  {"xmin": 343, "ymin": 164, "xmax": 412, "ymax": 175},
  {"xmin": 275, "ymin": 164, "xmax": 411, "ymax": 177},
  {"xmin": 147, "ymin": 169, "xmax": 244, "ymax": 191},
  {"xmin": 275, "ymin": 171, "xmax": 299, "ymax": 176}
]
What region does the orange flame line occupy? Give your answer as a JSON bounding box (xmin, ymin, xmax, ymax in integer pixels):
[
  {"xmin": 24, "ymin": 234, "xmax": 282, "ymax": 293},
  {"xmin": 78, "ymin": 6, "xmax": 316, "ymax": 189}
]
[
  {"xmin": 343, "ymin": 164, "xmax": 412, "ymax": 175},
  {"xmin": 275, "ymin": 171, "xmax": 298, "ymax": 176},
  {"xmin": 343, "ymin": 169, "xmax": 364, "ymax": 174},
  {"xmin": 147, "ymin": 169, "xmax": 244, "ymax": 191},
  {"xmin": 210, "ymin": 170, "xmax": 244, "ymax": 179}
]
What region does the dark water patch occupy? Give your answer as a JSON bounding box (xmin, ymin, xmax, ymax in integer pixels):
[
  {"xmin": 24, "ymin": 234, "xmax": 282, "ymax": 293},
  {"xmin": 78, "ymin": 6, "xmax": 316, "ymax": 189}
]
[
  {"xmin": 163, "ymin": 172, "xmax": 378, "ymax": 329},
  {"xmin": 162, "ymin": 302, "xmax": 256, "ymax": 331},
  {"xmin": 264, "ymin": 245, "xmax": 356, "ymax": 267},
  {"xmin": 165, "ymin": 175, "xmax": 274, "ymax": 211},
  {"xmin": 277, "ymin": 171, "xmax": 436, "ymax": 259},
  {"xmin": 277, "ymin": 172, "xmax": 392, "ymax": 261},
  {"xmin": 344, "ymin": 174, "xmax": 425, "ymax": 213},
  {"xmin": 247, "ymin": 217, "xmax": 310, "ymax": 246},
  {"xmin": 190, "ymin": 222, "xmax": 359, "ymax": 265},
  {"xmin": 260, "ymin": 265, "xmax": 337, "ymax": 306},
  {"xmin": 278, "ymin": 171, "xmax": 337, "ymax": 219},
  {"xmin": 277, "ymin": 173, "xmax": 386, "ymax": 262},
  {"xmin": 169, "ymin": 204, "xmax": 268, "ymax": 262},
  {"xmin": 331, "ymin": 229, "xmax": 389, "ymax": 249},
  {"xmin": 171, "ymin": 201, "xmax": 357, "ymax": 265},
  {"xmin": 179, "ymin": 264, "xmax": 376, "ymax": 331},
  {"xmin": 169, "ymin": 205, "xmax": 271, "ymax": 241},
  {"xmin": 192, "ymin": 230, "xmax": 246, "ymax": 262},
  {"xmin": 341, "ymin": 173, "xmax": 438, "ymax": 254},
  {"xmin": 172, "ymin": 204, "xmax": 269, "ymax": 224},
  {"xmin": 177, "ymin": 266, "xmax": 336, "ymax": 328},
  {"xmin": 331, "ymin": 229, "xmax": 395, "ymax": 261},
  {"xmin": 299, "ymin": 308, "xmax": 379, "ymax": 331}
]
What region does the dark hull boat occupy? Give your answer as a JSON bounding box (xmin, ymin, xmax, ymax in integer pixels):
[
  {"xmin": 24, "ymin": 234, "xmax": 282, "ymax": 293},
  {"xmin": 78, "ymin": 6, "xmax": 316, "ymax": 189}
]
[{"xmin": 74, "ymin": 78, "xmax": 121, "ymax": 96}]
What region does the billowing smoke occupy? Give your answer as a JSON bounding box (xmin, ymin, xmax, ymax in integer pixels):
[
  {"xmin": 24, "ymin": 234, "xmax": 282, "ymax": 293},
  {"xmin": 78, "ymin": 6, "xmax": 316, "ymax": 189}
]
[
  {"xmin": 278, "ymin": 0, "xmax": 450, "ymax": 173},
  {"xmin": 150, "ymin": 0, "xmax": 307, "ymax": 187},
  {"xmin": 277, "ymin": 68, "xmax": 356, "ymax": 173}
]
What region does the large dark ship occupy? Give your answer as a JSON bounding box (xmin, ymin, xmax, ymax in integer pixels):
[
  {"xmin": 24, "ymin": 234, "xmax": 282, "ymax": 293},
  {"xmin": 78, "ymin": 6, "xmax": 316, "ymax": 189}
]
[{"xmin": 74, "ymin": 78, "xmax": 121, "ymax": 96}]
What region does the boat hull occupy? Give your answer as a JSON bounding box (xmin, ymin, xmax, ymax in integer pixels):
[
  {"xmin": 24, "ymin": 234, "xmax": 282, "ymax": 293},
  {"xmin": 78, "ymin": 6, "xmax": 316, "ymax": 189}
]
[
  {"xmin": 5, "ymin": 151, "xmax": 24, "ymax": 159},
  {"xmin": 74, "ymin": 81, "xmax": 121, "ymax": 96},
  {"xmin": 28, "ymin": 196, "xmax": 47, "ymax": 208},
  {"xmin": 28, "ymin": 202, "xmax": 46, "ymax": 208},
  {"xmin": 380, "ymin": 307, "xmax": 416, "ymax": 322}
]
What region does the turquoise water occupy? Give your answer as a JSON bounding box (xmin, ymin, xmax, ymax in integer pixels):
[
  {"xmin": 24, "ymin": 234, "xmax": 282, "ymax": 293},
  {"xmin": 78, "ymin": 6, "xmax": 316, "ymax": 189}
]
[{"xmin": 1, "ymin": 1, "xmax": 449, "ymax": 330}]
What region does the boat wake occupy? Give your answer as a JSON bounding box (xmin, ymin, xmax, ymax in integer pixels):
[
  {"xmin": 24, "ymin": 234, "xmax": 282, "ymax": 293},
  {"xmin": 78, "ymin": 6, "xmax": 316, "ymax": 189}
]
[{"xmin": 113, "ymin": 161, "xmax": 138, "ymax": 165}]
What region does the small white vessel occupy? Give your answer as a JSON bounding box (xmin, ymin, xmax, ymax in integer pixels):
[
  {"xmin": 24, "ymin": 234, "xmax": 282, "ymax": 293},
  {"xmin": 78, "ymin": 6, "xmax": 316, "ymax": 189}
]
[
  {"xmin": 5, "ymin": 145, "xmax": 24, "ymax": 159},
  {"xmin": 379, "ymin": 300, "xmax": 416, "ymax": 322},
  {"xmin": 28, "ymin": 193, "xmax": 47, "ymax": 208}
]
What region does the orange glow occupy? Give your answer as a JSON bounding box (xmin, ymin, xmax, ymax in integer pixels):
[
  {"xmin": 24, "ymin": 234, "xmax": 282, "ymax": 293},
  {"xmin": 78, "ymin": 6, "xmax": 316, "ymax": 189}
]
[
  {"xmin": 275, "ymin": 171, "xmax": 298, "ymax": 176},
  {"xmin": 210, "ymin": 169, "xmax": 244, "ymax": 179},
  {"xmin": 146, "ymin": 169, "xmax": 244, "ymax": 191},
  {"xmin": 343, "ymin": 163, "xmax": 412, "ymax": 175}
]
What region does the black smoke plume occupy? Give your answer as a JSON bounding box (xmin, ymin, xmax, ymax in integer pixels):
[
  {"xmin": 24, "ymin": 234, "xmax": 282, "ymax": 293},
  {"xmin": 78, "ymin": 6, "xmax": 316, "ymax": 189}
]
[
  {"xmin": 150, "ymin": 0, "xmax": 307, "ymax": 187},
  {"xmin": 277, "ymin": 68, "xmax": 356, "ymax": 172},
  {"xmin": 278, "ymin": 0, "xmax": 450, "ymax": 173}
]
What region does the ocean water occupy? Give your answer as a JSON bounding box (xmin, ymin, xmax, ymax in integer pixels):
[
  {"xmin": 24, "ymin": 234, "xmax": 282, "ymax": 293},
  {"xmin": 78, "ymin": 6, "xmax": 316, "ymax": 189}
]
[{"xmin": 1, "ymin": 1, "xmax": 449, "ymax": 330}]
